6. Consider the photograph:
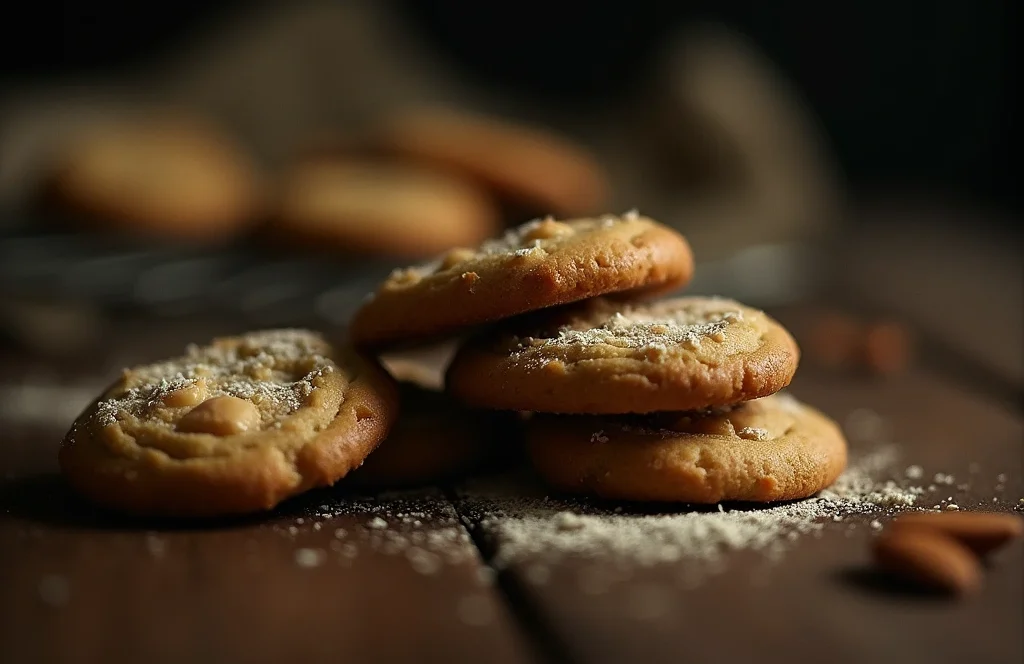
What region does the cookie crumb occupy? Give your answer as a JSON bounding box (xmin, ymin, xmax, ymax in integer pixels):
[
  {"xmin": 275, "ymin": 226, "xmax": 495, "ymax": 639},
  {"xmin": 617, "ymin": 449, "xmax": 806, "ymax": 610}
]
[
  {"xmin": 555, "ymin": 511, "xmax": 585, "ymax": 531},
  {"xmin": 406, "ymin": 548, "xmax": 442, "ymax": 576},
  {"xmin": 945, "ymin": 503, "xmax": 960, "ymax": 511},
  {"xmin": 294, "ymin": 548, "xmax": 326, "ymax": 568},
  {"xmin": 333, "ymin": 528, "xmax": 347, "ymax": 539},
  {"xmin": 591, "ymin": 430, "xmax": 609, "ymax": 443},
  {"xmin": 367, "ymin": 516, "xmax": 388, "ymax": 530},
  {"xmin": 38, "ymin": 575, "xmax": 70, "ymax": 607},
  {"xmin": 870, "ymin": 520, "xmax": 883, "ymax": 530},
  {"xmin": 904, "ymin": 465, "xmax": 923, "ymax": 479},
  {"xmin": 145, "ymin": 534, "xmax": 166, "ymax": 558}
]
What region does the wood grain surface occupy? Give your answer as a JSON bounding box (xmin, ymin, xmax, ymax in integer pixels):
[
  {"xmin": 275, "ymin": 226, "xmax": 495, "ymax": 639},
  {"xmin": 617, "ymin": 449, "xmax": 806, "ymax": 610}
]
[{"xmin": 1, "ymin": 218, "xmax": 1021, "ymax": 664}]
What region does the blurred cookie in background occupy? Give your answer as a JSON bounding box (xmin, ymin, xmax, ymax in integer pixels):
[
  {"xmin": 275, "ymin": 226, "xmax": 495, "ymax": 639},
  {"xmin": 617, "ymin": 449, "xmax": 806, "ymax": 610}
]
[
  {"xmin": 270, "ymin": 159, "xmax": 499, "ymax": 258},
  {"xmin": 372, "ymin": 108, "xmax": 610, "ymax": 219},
  {"xmin": 43, "ymin": 115, "xmax": 261, "ymax": 243}
]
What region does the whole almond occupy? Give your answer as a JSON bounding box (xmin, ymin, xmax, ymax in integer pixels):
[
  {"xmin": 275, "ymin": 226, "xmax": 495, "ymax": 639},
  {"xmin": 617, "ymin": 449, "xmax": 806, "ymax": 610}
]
[
  {"xmin": 873, "ymin": 528, "xmax": 981, "ymax": 595},
  {"xmin": 890, "ymin": 512, "xmax": 1023, "ymax": 556},
  {"xmin": 862, "ymin": 321, "xmax": 913, "ymax": 377}
]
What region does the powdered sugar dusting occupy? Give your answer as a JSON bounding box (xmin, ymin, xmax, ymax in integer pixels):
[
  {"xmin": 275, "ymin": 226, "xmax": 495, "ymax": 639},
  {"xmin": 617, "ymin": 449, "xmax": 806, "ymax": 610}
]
[
  {"xmin": 457, "ymin": 446, "xmax": 926, "ymax": 579},
  {"xmin": 519, "ymin": 299, "xmax": 744, "ymax": 353},
  {"xmin": 93, "ymin": 329, "xmax": 333, "ymax": 428}
]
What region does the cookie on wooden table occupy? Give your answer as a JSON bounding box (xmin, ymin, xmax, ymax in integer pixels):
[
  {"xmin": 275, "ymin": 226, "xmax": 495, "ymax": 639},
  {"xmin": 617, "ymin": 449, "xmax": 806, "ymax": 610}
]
[
  {"xmin": 351, "ymin": 346, "xmax": 513, "ymax": 487},
  {"xmin": 446, "ymin": 295, "xmax": 798, "ymax": 414},
  {"xmin": 59, "ymin": 330, "xmax": 398, "ymax": 517},
  {"xmin": 348, "ymin": 382, "xmax": 503, "ymax": 488},
  {"xmin": 48, "ymin": 118, "xmax": 259, "ymax": 242},
  {"xmin": 350, "ymin": 213, "xmax": 694, "ymax": 349},
  {"xmin": 374, "ymin": 109, "xmax": 610, "ymax": 216},
  {"xmin": 273, "ymin": 161, "xmax": 499, "ymax": 257},
  {"xmin": 527, "ymin": 393, "xmax": 847, "ymax": 503}
]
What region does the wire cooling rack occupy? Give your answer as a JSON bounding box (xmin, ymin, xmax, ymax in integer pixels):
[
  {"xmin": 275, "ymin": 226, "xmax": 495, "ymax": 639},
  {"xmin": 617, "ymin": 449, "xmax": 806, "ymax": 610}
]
[{"xmin": 0, "ymin": 223, "xmax": 826, "ymax": 330}]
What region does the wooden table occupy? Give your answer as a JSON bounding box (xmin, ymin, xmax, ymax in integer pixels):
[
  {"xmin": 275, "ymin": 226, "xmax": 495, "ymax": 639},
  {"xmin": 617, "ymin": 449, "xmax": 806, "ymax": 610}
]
[{"xmin": 1, "ymin": 212, "xmax": 1021, "ymax": 664}]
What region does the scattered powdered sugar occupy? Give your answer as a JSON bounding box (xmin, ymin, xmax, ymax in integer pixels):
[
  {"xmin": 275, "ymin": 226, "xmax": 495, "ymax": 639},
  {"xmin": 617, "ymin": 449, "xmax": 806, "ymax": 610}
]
[
  {"xmin": 92, "ymin": 329, "xmax": 332, "ymax": 427},
  {"xmin": 294, "ymin": 548, "xmax": 326, "ymax": 568},
  {"xmin": 269, "ymin": 489, "xmax": 480, "ymax": 574},
  {"xmin": 458, "ymin": 446, "xmax": 928, "ymax": 578}
]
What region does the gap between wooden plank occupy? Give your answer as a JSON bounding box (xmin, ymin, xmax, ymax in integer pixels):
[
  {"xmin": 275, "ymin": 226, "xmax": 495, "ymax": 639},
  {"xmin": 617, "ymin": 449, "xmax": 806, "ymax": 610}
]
[{"xmin": 444, "ymin": 485, "xmax": 581, "ymax": 664}]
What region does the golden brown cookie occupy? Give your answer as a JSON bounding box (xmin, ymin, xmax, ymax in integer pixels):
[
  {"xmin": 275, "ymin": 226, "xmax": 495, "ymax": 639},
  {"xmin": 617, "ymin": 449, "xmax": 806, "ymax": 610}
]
[
  {"xmin": 58, "ymin": 330, "xmax": 398, "ymax": 517},
  {"xmin": 527, "ymin": 393, "xmax": 847, "ymax": 503},
  {"xmin": 447, "ymin": 295, "xmax": 799, "ymax": 414},
  {"xmin": 374, "ymin": 109, "xmax": 609, "ymax": 216},
  {"xmin": 348, "ymin": 382, "xmax": 500, "ymax": 488},
  {"xmin": 272, "ymin": 160, "xmax": 499, "ymax": 257},
  {"xmin": 48, "ymin": 118, "xmax": 259, "ymax": 242},
  {"xmin": 350, "ymin": 213, "xmax": 694, "ymax": 349}
]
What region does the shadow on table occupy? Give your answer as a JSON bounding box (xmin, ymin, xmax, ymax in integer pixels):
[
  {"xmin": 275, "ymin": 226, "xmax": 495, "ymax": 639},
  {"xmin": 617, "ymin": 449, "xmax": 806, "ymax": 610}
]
[
  {"xmin": 834, "ymin": 566, "xmax": 960, "ymax": 602},
  {"xmin": 0, "ymin": 473, "xmax": 439, "ymax": 531}
]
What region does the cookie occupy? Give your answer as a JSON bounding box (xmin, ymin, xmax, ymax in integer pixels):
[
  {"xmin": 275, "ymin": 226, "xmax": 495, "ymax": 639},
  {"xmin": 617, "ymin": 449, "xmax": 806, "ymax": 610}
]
[
  {"xmin": 447, "ymin": 295, "xmax": 799, "ymax": 414},
  {"xmin": 348, "ymin": 382, "xmax": 499, "ymax": 488},
  {"xmin": 58, "ymin": 330, "xmax": 398, "ymax": 517},
  {"xmin": 374, "ymin": 109, "xmax": 609, "ymax": 216},
  {"xmin": 527, "ymin": 393, "xmax": 847, "ymax": 503},
  {"xmin": 273, "ymin": 161, "xmax": 499, "ymax": 257},
  {"xmin": 350, "ymin": 213, "xmax": 694, "ymax": 349},
  {"xmin": 49, "ymin": 118, "xmax": 259, "ymax": 242}
]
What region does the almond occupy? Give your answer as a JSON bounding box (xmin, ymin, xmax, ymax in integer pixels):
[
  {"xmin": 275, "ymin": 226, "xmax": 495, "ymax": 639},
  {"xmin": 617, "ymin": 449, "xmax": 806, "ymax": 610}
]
[
  {"xmin": 890, "ymin": 512, "xmax": 1023, "ymax": 556},
  {"xmin": 872, "ymin": 528, "xmax": 981, "ymax": 595},
  {"xmin": 862, "ymin": 321, "xmax": 913, "ymax": 377}
]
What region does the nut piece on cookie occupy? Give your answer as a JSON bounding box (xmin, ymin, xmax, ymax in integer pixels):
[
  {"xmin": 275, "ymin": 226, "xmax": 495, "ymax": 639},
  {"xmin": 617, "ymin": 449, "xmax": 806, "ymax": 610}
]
[
  {"xmin": 526, "ymin": 393, "xmax": 847, "ymax": 502},
  {"xmin": 373, "ymin": 108, "xmax": 610, "ymax": 216},
  {"xmin": 350, "ymin": 213, "xmax": 694, "ymax": 349},
  {"xmin": 58, "ymin": 329, "xmax": 398, "ymax": 518},
  {"xmin": 446, "ymin": 295, "xmax": 799, "ymax": 414}
]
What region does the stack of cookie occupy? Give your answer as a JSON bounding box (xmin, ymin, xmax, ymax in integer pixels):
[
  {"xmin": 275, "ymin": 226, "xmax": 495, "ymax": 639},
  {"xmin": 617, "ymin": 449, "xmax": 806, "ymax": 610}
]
[
  {"xmin": 57, "ymin": 213, "xmax": 845, "ymax": 518},
  {"xmin": 353, "ymin": 212, "xmax": 847, "ymax": 503}
]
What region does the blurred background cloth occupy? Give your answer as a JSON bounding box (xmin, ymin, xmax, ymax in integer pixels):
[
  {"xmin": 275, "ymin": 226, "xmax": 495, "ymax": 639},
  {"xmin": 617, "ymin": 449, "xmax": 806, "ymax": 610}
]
[
  {"xmin": 0, "ymin": 0, "xmax": 1018, "ymax": 352},
  {"xmin": 2, "ymin": 0, "xmax": 1016, "ymax": 214}
]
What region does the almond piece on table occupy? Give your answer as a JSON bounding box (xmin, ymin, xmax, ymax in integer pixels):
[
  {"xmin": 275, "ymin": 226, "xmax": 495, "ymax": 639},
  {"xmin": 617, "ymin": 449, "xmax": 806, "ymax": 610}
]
[
  {"xmin": 872, "ymin": 528, "xmax": 981, "ymax": 595},
  {"xmin": 889, "ymin": 511, "xmax": 1023, "ymax": 556}
]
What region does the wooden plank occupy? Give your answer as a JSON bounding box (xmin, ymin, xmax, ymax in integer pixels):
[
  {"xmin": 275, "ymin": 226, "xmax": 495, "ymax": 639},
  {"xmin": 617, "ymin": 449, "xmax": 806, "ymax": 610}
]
[
  {"xmin": 0, "ymin": 374, "xmax": 537, "ymax": 664},
  {"xmin": 457, "ymin": 367, "xmax": 1023, "ymax": 664}
]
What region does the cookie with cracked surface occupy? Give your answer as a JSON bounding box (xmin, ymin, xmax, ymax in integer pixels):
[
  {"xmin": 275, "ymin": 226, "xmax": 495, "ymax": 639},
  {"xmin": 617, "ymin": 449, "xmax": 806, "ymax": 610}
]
[
  {"xmin": 350, "ymin": 213, "xmax": 694, "ymax": 349},
  {"xmin": 48, "ymin": 118, "xmax": 259, "ymax": 242},
  {"xmin": 527, "ymin": 393, "xmax": 847, "ymax": 503},
  {"xmin": 446, "ymin": 296, "xmax": 799, "ymax": 414},
  {"xmin": 271, "ymin": 160, "xmax": 499, "ymax": 257},
  {"xmin": 58, "ymin": 330, "xmax": 398, "ymax": 517},
  {"xmin": 373, "ymin": 108, "xmax": 609, "ymax": 216}
]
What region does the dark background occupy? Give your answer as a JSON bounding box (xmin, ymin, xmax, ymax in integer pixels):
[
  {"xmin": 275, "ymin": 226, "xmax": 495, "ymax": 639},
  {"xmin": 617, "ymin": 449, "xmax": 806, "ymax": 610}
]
[{"xmin": 2, "ymin": 1, "xmax": 1019, "ymax": 214}]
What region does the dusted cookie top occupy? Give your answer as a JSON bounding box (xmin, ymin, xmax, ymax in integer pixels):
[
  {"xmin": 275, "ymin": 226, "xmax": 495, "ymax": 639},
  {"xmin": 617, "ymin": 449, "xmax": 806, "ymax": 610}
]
[
  {"xmin": 59, "ymin": 329, "xmax": 398, "ymax": 517},
  {"xmin": 93, "ymin": 329, "xmax": 335, "ymax": 435},
  {"xmin": 350, "ymin": 213, "xmax": 694, "ymax": 348},
  {"xmin": 446, "ymin": 296, "xmax": 799, "ymax": 414},
  {"xmin": 527, "ymin": 393, "xmax": 848, "ymax": 503}
]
